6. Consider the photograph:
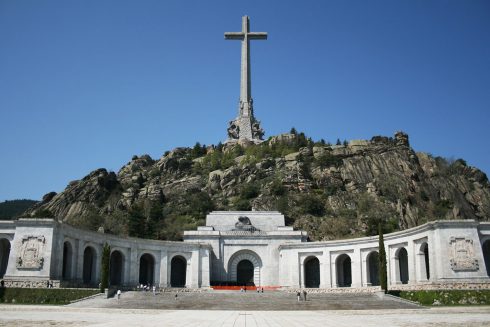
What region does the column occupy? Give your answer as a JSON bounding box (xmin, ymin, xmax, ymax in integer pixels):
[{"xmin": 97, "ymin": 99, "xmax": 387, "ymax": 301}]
[
  {"xmin": 200, "ymin": 248, "xmax": 210, "ymax": 288},
  {"xmin": 159, "ymin": 249, "xmax": 168, "ymax": 287},
  {"xmin": 190, "ymin": 249, "xmax": 200, "ymax": 288},
  {"xmin": 351, "ymin": 249, "xmax": 362, "ymax": 288},
  {"xmin": 129, "ymin": 247, "xmax": 139, "ymax": 285}
]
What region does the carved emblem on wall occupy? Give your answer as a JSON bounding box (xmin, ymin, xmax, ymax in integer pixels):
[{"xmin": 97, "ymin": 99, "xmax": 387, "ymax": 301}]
[
  {"xmin": 16, "ymin": 235, "xmax": 45, "ymax": 270},
  {"xmin": 448, "ymin": 237, "xmax": 479, "ymax": 272}
]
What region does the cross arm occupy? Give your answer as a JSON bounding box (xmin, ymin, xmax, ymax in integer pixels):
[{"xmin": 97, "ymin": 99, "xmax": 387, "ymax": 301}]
[
  {"xmin": 224, "ymin": 32, "xmax": 244, "ymax": 40},
  {"xmin": 247, "ymin": 32, "xmax": 267, "ymax": 40}
]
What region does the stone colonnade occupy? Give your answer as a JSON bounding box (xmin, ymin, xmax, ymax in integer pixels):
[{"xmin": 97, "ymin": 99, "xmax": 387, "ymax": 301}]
[
  {"xmin": 1, "ymin": 219, "xmax": 210, "ymax": 288},
  {"xmin": 279, "ymin": 220, "xmax": 490, "ymax": 289}
]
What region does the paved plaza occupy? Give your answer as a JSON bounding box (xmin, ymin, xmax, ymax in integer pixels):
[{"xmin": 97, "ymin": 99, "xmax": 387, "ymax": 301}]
[
  {"xmin": 1, "ymin": 304, "xmax": 490, "ymax": 326},
  {"xmin": 1, "ymin": 291, "xmax": 490, "ymax": 326}
]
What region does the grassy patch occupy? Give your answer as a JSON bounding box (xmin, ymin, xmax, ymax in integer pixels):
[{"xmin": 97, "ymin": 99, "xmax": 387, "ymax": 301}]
[
  {"xmin": 389, "ymin": 290, "xmax": 490, "ymax": 306},
  {"xmin": 0, "ymin": 288, "xmax": 99, "ymax": 305}
]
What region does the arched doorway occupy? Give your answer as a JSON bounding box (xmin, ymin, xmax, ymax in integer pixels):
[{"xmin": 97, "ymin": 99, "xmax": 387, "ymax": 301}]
[
  {"xmin": 483, "ymin": 239, "xmax": 490, "ymax": 277},
  {"xmin": 304, "ymin": 256, "xmax": 320, "ymax": 288},
  {"xmin": 336, "ymin": 254, "xmax": 352, "ymax": 287},
  {"xmin": 237, "ymin": 259, "xmax": 254, "ymax": 285},
  {"xmin": 367, "ymin": 251, "xmax": 379, "ymax": 286},
  {"xmin": 419, "ymin": 242, "xmax": 430, "ymax": 280},
  {"xmin": 397, "ymin": 247, "xmax": 409, "ymax": 284},
  {"xmin": 139, "ymin": 253, "xmax": 155, "ymax": 285},
  {"xmin": 82, "ymin": 246, "xmax": 97, "ymax": 285},
  {"xmin": 109, "ymin": 250, "xmax": 124, "ymax": 286},
  {"xmin": 0, "ymin": 238, "xmax": 10, "ymax": 278},
  {"xmin": 228, "ymin": 250, "xmax": 262, "ymax": 286},
  {"xmin": 62, "ymin": 241, "xmax": 73, "ymax": 280},
  {"xmin": 170, "ymin": 256, "xmax": 187, "ymax": 287}
]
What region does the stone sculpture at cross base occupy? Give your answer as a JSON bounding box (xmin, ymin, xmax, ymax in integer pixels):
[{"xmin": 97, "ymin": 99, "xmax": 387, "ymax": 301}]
[{"xmin": 225, "ymin": 16, "xmax": 266, "ymax": 144}]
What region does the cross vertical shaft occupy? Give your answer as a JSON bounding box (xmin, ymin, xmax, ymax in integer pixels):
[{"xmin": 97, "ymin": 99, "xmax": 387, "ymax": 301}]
[{"xmin": 225, "ymin": 16, "xmax": 267, "ymax": 142}]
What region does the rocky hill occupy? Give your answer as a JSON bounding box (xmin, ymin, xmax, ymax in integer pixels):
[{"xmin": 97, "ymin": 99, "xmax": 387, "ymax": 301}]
[{"xmin": 24, "ymin": 131, "xmax": 490, "ymax": 241}]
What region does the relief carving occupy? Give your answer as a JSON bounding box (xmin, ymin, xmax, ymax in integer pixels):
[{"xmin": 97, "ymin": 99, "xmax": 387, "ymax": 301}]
[
  {"xmin": 16, "ymin": 235, "xmax": 45, "ymax": 270},
  {"xmin": 449, "ymin": 237, "xmax": 479, "ymax": 272}
]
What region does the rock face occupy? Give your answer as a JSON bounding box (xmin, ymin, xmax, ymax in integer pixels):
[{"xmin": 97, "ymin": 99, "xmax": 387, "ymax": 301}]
[{"xmin": 24, "ymin": 132, "xmax": 490, "ymax": 241}]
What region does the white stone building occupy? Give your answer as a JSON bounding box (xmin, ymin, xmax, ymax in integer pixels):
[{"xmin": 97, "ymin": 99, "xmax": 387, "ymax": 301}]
[{"xmin": 1, "ymin": 211, "xmax": 490, "ymax": 290}]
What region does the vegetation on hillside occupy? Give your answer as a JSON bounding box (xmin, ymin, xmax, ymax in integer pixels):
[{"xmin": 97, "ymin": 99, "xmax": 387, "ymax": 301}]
[
  {"xmin": 0, "ymin": 199, "xmax": 38, "ymax": 219},
  {"xmin": 24, "ymin": 130, "xmax": 490, "ymax": 242}
]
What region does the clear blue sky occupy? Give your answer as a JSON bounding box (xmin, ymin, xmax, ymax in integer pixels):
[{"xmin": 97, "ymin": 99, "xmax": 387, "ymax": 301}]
[{"xmin": 1, "ymin": 0, "xmax": 489, "ymax": 202}]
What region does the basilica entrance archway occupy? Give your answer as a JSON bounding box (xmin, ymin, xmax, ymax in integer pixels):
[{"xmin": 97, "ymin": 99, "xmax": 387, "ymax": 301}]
[
  {"xmin": 237, "ymin": 259, "xmax": 254, "ymax": 285},
  {"xmin": 139, "ymin": 253, "xmax": 155, "ymax": 285},
  {"xmin": 0, "ymin": 238, "xmax": 10, "ymax": 278},
  {"xmin": 304, "ymin": 256, "xmax": 320, "ymax": 288},
  {"xmin": 109, "ymin": 250, "xmax": 124, "ymax": 286},
  {"xmin": 228, "ymin": 250, "xmax": 262, "ymax": 286},
  {"xmin": 170, "ymin": 256, "xmax": 187, "ymax": 287}
]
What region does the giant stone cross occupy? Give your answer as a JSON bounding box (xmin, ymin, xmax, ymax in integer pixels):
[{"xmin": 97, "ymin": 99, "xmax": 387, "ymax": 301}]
[{"xmin": 225, "ymin": 16, "xmax": 267, "ymax": 142}]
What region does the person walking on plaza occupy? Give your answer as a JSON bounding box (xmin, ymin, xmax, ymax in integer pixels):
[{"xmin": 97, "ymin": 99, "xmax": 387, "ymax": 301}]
[
  {"xmin": 117, "ymin": 289, "xmax": 121, "ymax": 300},
  {"xmin": 303, "ymin": 290, "xmax": 307, "ymax": 301},
  {"xmin": 296, "ymin": 291, "xmax": 301, "ymax": 302}
]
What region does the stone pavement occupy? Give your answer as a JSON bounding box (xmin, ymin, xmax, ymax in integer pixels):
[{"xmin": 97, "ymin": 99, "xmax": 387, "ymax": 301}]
[{"xmin": 1, "ymin": 305, "xmax": 490, "ymax": 326}]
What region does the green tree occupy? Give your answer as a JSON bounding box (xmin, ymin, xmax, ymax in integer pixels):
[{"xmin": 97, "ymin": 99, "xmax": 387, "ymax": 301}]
[
  {"xmin": 290, "ymin": 127, "xmax": 297, "ymax": 135},
  {"xmin": 378, "ymin": 223, "xmax": 388, "ymax": 293},
  {"xmin": 128, "ymin": 204, "xmax": 145, "ymax": 238},
  {"xmin": 147, "ymin": 202, "xmax": 163, "ymax": 239},
  {"xmin": 100, "ymin": 243, "xmax": 110, "ymax": 292},
  {"xmin": 336, "ymin": 138, "xmax": 341, "ymax": 146}
]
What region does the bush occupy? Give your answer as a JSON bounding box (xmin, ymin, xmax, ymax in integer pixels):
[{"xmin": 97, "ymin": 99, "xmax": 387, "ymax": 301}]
[
  {"xmin": 299, "ymin": 194, "xmax": 325, "ymax": 216},
  {"xmin": 389, "ymin": 290, "xmax": 490, "ymax": 306},
  {"xmin": 0, "ymin": 288, "xmax": 99, "ymax": 305}
]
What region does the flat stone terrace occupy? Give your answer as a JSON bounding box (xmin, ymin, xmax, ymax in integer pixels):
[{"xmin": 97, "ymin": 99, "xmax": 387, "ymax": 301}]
[{"xmin": 69, "ymin": 290, "xmax": 419, "ymax": 310}]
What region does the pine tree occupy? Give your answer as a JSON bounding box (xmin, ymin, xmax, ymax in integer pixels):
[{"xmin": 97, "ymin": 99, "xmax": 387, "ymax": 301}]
[
  {"xmin": 100, "ymin": 243, "xmax": 110, "ymax": 292},
  {"xmin": 128, "ymin": 204, "xmax": 145, "ymax": 238},
  {"xmin": 147, "ymin": 202, "xmax": 163, "ymax": 239},
  {"xmin": 378, "ymin": 223, "xmax": 388, "ymax": 293}
]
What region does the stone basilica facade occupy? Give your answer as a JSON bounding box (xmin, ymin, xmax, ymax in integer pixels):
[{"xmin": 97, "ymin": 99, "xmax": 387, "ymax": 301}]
[{"xmin": 1, "ymin": 211, "xmax": 490, "ymax": 290}]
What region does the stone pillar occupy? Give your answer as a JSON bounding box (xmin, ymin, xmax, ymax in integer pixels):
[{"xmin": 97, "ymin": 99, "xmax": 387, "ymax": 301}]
[
  {"xmin": 189, "ymin": 249, "xmax": 200, "ymax": 288},
  {"xmin": 320, "ymin": 250, "xmax": 330, "ymax": 288},
  {"xmin": 159, "ymin": 249, "xmax": 168, "ymax": 287},
  {"xmin": 351, "ymin": 249, "xmax": 362, "ymax": 288},
  {"xmin": 361, "ymin": 252, "xmax": 368, "ymax": 287},
  {"xmin": 75, "ymin": 240, "xmax": 85, "ymax": 281},
  {"xmin": 407, "ymin": 242, "xmax": 416, "ymax": 285},
  {"xmin": 129, "ymin": 247, "xmax": 139, "ymax": 285},
  {"xmin": 200, "ymin": 248, "xmax": 210, "ymax": 288}
]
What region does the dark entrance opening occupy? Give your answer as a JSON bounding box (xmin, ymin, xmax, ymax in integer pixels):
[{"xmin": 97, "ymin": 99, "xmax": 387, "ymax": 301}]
[
  {"xmin": 336, "ymin": 254, "xmax": 352, "ymax": 287},
  {"xmin": 82, "ymin": 247, "xmax": 96, "ymax": 285},
  {"xmin": 109, "ymin": 251, "xmax": 124, "ymax": 286},
  {"xmin": 304, "ymin": 256, "xmax": 320, "ymax": 288},
  {"xmin": 139, "ymin": 253, "xmax": 155, "ymax": 285},
  {"xmin": 0, "ymin": 239, "xmax": 10, "ymax": 278},
  {"xmin": 422, "ymin": 243, "xmax": 430, "ymax": 280},
  {"xmin": 170, "ymin": 256, "xmax": 187, "ymax": 287},
  {"xmin": 62, "ymin": 241, "xmax": 73, "ymax": 280},
  {"xmin": 398, "ymin": 247, "xmax": 409, "ymax": 284},
  {"xmin": 483, "ymin": 240, "xmax": 490, "ymax": 277},
  {"xmin": 237, "ymin": 259, "xmax": 254, "ymax": 285},
  {"xmin": 367, "ymin": 251, "xmax": 380, "ymax": 286}
]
